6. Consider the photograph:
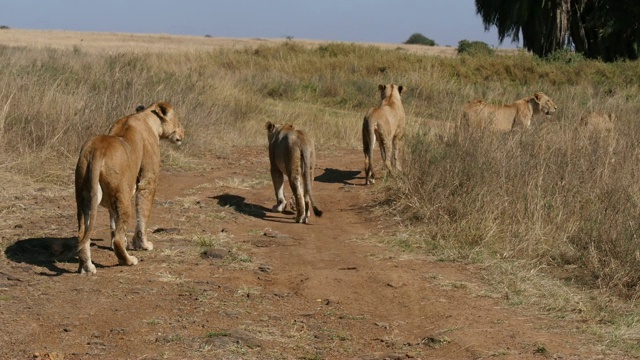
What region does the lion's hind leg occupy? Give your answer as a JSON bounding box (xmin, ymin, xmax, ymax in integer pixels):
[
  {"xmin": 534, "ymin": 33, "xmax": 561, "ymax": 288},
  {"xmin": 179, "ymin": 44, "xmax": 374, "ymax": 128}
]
[
  {"xmin": 113, "ymin": 234, "xmax": 138, "ymax": 267},
  {"xmin": 378, "ymin": 132, "xmax": 393, "ymax": 175},
  {"xmin": 391, "ymin": 132, "xmax": 403, "ymax": 171},
  {"xmin": 108, "ymin": 207, "xmax": 117, "ymax": 250},
  {"xmin": 270, "ymin": 167, "xmax": 287, "ymax": 212},
  {"xmin": 132, "ymin": 180, "xmax": 156, "ymax": 251},
  {"xmin": 77, "ymin": 237, "xmax": 96, "ymax": 274},
  {"xmin": 363, "ymin": 119, "xmax": 376, "ymax": 185},
  {"xmin": 77, "ymin": 220, "xmax": 97, "ymax": 275},
  {"xmin": 289, "ymin": 175, "xmax": 306, "ymax": 223},
  {"xmin": 111, "ymin": 197, "xmax": 138, "ymax": 267},
  {"xmin": 76, "ymin": 190, "xmax": 97, "ymax": 275}
]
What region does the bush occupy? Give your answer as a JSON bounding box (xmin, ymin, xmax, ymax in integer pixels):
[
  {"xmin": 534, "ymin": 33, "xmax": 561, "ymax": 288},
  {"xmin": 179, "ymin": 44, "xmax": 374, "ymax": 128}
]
[
  {"xmin": 457, "ymin": 39, "xmax": 494, "ymax": 56},
  {"xmin": 0, "ymin": 25, "xmax": 10, "ymax": 30},
  {"xmin": 545, "ymin": 48, "xmax": 586, "ymax": 63},
  {"xmin": 404, "ymin": 33, "xmax": 436, "ymax": 46}
]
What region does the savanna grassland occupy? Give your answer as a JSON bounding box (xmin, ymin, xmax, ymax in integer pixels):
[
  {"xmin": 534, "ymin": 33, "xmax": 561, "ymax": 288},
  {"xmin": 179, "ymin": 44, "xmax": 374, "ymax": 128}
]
[{"xmin": 2, "ymin": 29, "xmax": 640, "ymax": 358}]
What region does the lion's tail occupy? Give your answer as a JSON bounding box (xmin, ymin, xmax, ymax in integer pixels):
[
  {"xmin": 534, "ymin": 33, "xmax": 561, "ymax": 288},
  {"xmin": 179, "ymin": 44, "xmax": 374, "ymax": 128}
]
[
  {"xmin": 362, "ymin": 113, "xmax": 376, "ymax": 184},
  {"xmin": 76, "ymin": 153, "xmax": 102, "ymax": 259},
  {"xmin": 301, "ymin": 144, "xmax": 322, "ymax": 218}
]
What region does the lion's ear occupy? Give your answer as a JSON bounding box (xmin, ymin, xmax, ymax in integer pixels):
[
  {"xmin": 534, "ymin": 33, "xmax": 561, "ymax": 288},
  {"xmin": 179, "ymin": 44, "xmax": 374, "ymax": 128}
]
[
  {"xmin": 398, "ymin": 85, "xmax": 404, "ymax": 95},
  {"xmin": 265, "ymin": 121, "xmax": 275, "ymax": 132},
  {"xmin": 135, "ymin": 105, "xmax": 146, "ymax": 113},
  {"xmin": 151, "ymin": 102, "xmax": 174, "ymax": 123},
  {"xmin": 378, "ymin": 84, "xmax": 386, "ymax": 91},
  {"xmin": 155, "ymin": 101, "xmax": 172, "ymax": 117},
  {"xmin": 534, "ymin": 92, "xmax": 543, "ymax": 102},
  {"xmin": 151, "ymin": 109, "xmax": 167, "ymax": 123}
]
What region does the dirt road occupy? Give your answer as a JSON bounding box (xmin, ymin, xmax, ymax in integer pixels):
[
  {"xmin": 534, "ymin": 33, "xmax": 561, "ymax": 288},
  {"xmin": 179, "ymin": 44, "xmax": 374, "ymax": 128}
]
[{"xmin": 0, "ymin": 147, "xmax": 626, "ymax": 359}]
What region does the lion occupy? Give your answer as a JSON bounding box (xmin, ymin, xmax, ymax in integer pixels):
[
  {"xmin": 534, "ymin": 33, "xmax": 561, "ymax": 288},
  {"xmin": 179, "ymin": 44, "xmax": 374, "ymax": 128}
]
[
  {"xmin": 362, "ymin": 84, "xmax": 406, "ymax": 185},
  {"xmin": 74, "ymin": 101, "xmax": 184, "ymax": 274},
  {"xmin": 265, "ymin": 121, "xmax": 322, "ymax": 224},
  {"xmin": 579, "ymin": 112, "xmax": 615, "ymax": 132},
  {"xmin": 461, "ymin": 92, "xmax": 557, "ymax": 132}
]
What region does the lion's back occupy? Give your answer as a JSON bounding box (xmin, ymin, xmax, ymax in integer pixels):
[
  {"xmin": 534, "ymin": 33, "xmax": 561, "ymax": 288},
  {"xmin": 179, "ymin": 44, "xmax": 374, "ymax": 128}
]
[
  {"xmin": 365, "ymin": 104, "xmax": 404, "ymax": 134},
  {"xmin": 579, "ymin": 112, "xmax": 615, "ymax": 131},
  {"xmin": 463, "ymin": 101, "xmax": 518, "ymax": 131}
]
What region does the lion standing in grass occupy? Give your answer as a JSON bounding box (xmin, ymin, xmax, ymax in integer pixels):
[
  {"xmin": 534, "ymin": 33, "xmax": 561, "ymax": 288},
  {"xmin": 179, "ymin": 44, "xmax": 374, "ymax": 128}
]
[
  {"xmin": 362, "ymin": 84, "xmax": 406, "ymax": 185},
  {"xmin": 461, "ymin": 92, "xmax": 557, "ymax": 132},
  {"xmin": 75, "ymin": 101, "xmax": 184, "ymax": 274},
  {"xmin": 266, "ymin": 121, "xmax": 322, "ymax": 224}
]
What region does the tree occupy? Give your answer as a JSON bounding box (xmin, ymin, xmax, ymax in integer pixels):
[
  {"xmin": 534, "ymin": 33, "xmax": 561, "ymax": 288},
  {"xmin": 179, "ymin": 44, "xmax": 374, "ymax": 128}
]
[
  {"xmin": 457, "ymin": 40, "xmax": 495, "ymax": 56},
  {"xmin": 570, "ymin": 0, "xmax": 640, "ymax": 61},
  {"xmin": 475, "ymin": 0, "xmax": 640, "ymax": 61},
  {"xmin": 404, "ymin": 33, "xmax": 437, "ymax": 46},
  {"xmin": 475, "ymin": 0, "xmax": 570, "ymax": 57}
]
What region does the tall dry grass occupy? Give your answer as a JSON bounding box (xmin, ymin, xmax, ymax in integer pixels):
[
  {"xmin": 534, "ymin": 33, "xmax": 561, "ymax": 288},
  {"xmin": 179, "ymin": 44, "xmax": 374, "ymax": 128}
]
[
  {"xmin": 382, "ymin": 53, "xmax": 640, "ymax": 299},
  {"xmin": 2, "ymin": 40, "xmax": 640, "ymax": 349}
]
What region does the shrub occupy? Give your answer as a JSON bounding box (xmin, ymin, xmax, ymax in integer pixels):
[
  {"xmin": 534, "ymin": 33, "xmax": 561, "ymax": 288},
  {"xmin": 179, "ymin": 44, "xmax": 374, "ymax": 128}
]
[
  {"xmin": 0, "ymin": 25, "xmax": 10, "ymax": 30},
  {"xmin": 404, "ymin": 33, "xmax": 436, "ymax": 46},
  {"xmin": 457, "ymin": 39, "xmax": 495, "ymax": 56},
  {"xmin": 545, "ymin": 48, "xmax": 586, "ymax": 63}
]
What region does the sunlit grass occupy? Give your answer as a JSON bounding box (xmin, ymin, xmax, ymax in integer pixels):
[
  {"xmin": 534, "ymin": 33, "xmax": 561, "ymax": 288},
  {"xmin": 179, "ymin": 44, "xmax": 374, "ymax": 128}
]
[{"xmin": 2, "ymin": 36, "xmax": 640, "ymax": 355}]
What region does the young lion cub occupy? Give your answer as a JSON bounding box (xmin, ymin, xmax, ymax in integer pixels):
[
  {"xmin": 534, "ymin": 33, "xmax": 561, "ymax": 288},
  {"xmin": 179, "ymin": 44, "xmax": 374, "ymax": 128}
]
[{"xmin": 265, "ymin": 121, "xmax": 323, "ymax": 223}]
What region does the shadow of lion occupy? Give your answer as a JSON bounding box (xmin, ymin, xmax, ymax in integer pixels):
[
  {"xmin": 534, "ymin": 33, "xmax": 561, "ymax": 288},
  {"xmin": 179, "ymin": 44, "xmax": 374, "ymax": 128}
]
[{"xmin": 4, "ymin": 237, "xmax": 105, "ymax": 275}]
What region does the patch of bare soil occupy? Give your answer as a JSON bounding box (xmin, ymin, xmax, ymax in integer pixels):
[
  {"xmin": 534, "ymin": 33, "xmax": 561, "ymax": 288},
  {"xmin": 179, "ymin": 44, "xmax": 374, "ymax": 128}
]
[{"xmin": 0, "ymin": 147, "xmax": 631, "ymax": 359}]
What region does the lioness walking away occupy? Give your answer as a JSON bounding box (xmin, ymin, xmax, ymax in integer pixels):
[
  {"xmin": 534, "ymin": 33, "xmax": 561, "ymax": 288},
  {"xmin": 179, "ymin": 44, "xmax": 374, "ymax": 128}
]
[
  {"xmin": 75, "ymin": 102, "xmax": 185, "ymax": 274},
  {"xmin": 266, "ymin": 121, "xmax": 322, "ymax": 224},
  {"xmin": 362, "ymin": 84, "xmax": 406, "ymax": 185}
]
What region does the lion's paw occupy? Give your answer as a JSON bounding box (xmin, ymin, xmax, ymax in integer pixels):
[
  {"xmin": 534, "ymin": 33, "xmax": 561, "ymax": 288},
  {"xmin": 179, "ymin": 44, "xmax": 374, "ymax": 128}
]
[
  {"xmin": 133, "ymin": 238, "xmax": 153, "ymax": 251},
  {"xmin": 80, "ymin": 262, "xmax": 97, "ymax": 275},
  {"xmin": 119, "ymin": 256, "xmax": 138, "ymax": 266}
]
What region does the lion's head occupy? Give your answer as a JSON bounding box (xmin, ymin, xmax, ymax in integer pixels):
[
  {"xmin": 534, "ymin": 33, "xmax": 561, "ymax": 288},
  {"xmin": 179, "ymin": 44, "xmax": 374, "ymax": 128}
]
[
  {"xmin": 533, "ymin": 92, "xmax": 557, "ymax": 116},
  {"xmin": 149, "ymin": 101, "xmax": 185, "ymax": 145},
  {"xmin": 265, "ymin": 121, "xmax": 295, "ymax": 144},
  {"xmin": 379, "ymin": 84, "xmax": 404, "ymax": 102}
]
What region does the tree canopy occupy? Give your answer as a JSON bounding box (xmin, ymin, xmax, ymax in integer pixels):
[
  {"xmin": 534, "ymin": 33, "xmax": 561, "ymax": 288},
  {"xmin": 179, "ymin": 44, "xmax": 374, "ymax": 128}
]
[
  {"xmin": 476, "ymin": 0, "xmax": 640, "ymax": 61},
  {"xmin": 404, "ymin": 33, "xmax": 437, "ymax": 46}
]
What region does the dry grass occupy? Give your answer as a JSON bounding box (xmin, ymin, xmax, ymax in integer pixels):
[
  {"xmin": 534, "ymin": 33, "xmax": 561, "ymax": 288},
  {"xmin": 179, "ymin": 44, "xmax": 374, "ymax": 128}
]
[
  {"xmin": 2, "ymin": 29, "xmax": 640, "ymax": 355},
  {"xmin": 0, "ymin": 28, "xmax": 481, "ymax": 56}
]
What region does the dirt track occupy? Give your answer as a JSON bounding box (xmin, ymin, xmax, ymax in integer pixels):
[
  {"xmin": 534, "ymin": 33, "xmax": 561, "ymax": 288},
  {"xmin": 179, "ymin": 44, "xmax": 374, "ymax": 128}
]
[
  {"xmin": 0, "ymin": 146, "xmax": 628, "ymax": 359},
  {"xmin": 0, "ymin": 28, "xmax": 627, "ymax": 360}
]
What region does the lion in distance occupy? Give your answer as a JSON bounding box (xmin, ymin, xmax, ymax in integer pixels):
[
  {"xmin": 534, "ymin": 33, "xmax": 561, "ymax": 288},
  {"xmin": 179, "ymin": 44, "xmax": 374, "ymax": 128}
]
[
  {"xmin": 75, "ymin": 101, "xmax": 184, "ymax": 274},
  {"xmin": 578, "ymin": 112, "xmax": 615, "ymax": 132},
  {"xmin": 461, "ymin": 92, "xmax": 557, "ymax": 132},
  {"xmin": 265, "ymin": 121, "xmax": 322, "ymax": 224},
  {"xmin": 362, "ymin": 84, "xmax": 406, "ymax": 185}
]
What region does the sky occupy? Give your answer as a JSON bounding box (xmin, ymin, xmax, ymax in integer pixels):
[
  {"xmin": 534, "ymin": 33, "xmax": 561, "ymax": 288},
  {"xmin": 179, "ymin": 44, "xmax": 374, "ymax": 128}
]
[{"xmin": 0, "ymin": 0, "xmax": 518, "ymax": 48}]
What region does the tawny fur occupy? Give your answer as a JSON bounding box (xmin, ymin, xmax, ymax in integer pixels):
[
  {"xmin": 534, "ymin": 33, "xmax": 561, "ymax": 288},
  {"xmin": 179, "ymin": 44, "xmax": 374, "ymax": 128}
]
[
  {"xmin": 461, "ymin": 92, "xmax": 557, "ymax": 132},
  {"xmin": 362, "ymin": 84, "xmax": 406, "ymax": 185},
  {"xmin": 74, "ymin": 101, "xmax": 184, "ymax": 274},
  {"xmin": 578, "ymin": 112, "xmax": 615, "ymax": 132},
  {"xmin": 265, "ymin": 121, "xmax": 322, "ymax": 224}
]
